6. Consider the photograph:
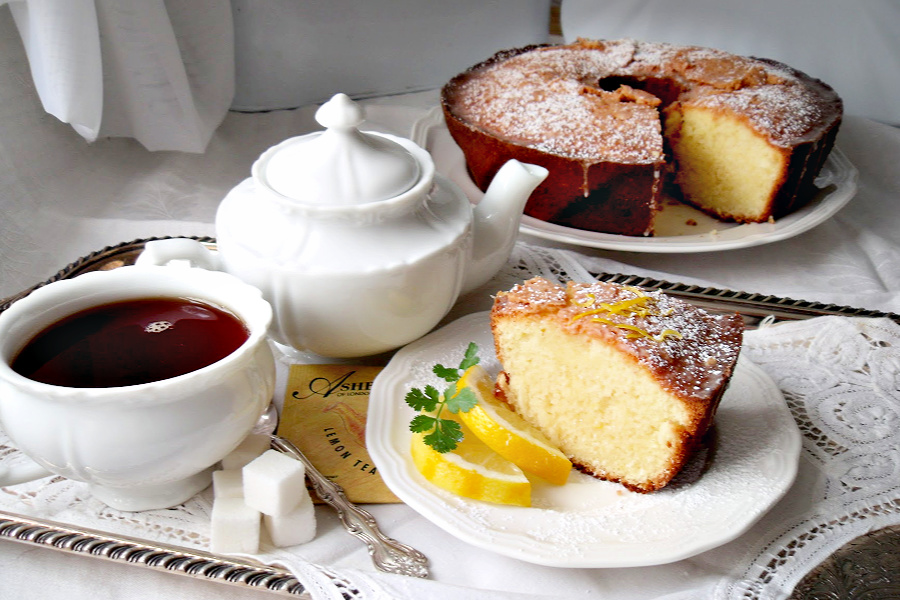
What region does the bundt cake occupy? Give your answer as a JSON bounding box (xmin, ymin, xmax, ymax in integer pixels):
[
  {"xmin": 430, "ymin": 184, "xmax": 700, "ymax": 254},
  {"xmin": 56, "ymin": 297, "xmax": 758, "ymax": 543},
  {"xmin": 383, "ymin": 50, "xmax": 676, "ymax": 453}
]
[
  {"xmin": 442, "ymin": 38, "xmax": 843, "ymax": 236},
  {"xmin": 491, "ymin": 278, "xmax": 744, "ymax": 493}
]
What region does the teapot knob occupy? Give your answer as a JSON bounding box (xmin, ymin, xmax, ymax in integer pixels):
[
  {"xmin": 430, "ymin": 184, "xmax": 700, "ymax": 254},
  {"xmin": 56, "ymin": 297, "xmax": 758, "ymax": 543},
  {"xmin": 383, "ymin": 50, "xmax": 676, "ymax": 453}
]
[
  {"xmin": 252, "ymin": 93, "xmax": 423, "ymax": 206},
  {"xmin": 315, "ymin": 93, "xmax": 364, "ymax": 131}
]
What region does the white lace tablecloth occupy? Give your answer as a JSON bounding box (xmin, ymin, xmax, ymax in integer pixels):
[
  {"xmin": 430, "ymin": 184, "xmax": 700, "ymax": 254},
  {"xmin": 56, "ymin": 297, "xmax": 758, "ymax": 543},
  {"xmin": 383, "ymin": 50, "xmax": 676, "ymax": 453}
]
[
  {"xmin": 3, "ymin": 11, "xmax": 900, "ymax": 596},
  {"xmin": 3, "ymin": 243, "xmax": 900, "ymax": 600}
]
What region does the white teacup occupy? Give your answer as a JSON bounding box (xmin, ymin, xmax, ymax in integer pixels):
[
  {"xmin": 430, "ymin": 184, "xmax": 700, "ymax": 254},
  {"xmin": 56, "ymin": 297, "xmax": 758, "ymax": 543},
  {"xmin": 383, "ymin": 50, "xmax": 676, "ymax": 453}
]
[{"xmin": 0, "ymin": 265, "xmax": 276, "ymax": 511}]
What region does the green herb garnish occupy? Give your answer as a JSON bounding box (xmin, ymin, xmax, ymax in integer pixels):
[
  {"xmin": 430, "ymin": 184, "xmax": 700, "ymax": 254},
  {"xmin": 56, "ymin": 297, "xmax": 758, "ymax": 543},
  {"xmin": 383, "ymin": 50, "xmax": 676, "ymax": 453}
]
[{"xmin": 406, "ymin": 342, "xmax": 480, "ymax": 453}]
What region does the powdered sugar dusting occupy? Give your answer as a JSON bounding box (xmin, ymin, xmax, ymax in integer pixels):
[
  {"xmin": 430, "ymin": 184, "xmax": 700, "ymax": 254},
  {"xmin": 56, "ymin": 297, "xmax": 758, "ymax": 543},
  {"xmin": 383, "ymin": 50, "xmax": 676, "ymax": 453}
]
[
  {"xmin": 445, "ymin": 38, "xmax": 841, "ymax": 158},
  {"xmin": 446, "ymin": 41, "xmax": 663, "ymax": 162},
  {"xmin": 494, "ymin": 277, "xmax": 744, "ymax": 401},
  {"xmin": 694, "ymin": 82, "xmax": 838, "ymax": 146}
]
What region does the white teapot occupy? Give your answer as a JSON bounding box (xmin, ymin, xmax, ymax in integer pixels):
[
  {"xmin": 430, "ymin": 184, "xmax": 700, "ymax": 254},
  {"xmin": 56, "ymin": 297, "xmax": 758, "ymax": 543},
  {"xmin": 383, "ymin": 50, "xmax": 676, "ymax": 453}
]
[{"xmin": 139, "ymin": 93, "xmax": 547, "ymax": 357}]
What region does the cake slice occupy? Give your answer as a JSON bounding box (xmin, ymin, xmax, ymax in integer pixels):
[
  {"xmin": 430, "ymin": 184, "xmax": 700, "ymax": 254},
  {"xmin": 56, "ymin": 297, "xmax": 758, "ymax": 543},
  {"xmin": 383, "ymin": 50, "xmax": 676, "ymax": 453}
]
[
  {"xmin": 663, "ymin": 58, "xmax": 839, "ymax": 224},
  {"xmin": 491, "ymin": 278, "xmax": 743, "ymax": 493}
]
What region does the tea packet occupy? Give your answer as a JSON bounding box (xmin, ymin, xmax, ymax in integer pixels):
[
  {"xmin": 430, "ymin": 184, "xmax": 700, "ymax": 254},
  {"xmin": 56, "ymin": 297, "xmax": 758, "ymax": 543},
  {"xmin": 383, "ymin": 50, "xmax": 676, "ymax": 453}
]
[{"xmin": 276, "ymin": 364, "xmax": 400, "ymax": 504}]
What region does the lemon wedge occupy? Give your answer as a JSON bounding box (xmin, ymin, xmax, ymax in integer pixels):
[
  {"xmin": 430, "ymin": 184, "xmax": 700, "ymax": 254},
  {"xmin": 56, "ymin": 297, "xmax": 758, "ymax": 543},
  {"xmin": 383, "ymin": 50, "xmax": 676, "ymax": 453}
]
[
  {"xmin": 458, "ymin": 365, "xmax": 572, "ymax": 485},
  {"xmin": 410, "ymin": 416, "xmax": 531, "ymax": 506}
]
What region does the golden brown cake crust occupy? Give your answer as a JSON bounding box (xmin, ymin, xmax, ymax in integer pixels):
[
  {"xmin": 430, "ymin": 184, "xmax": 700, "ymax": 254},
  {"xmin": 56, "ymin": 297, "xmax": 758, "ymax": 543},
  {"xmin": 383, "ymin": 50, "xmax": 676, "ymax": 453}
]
[
  {"xmin": 444, "ymin": 39, "xmax": 841, "ymax": 161},
  {"xmin": 492, "ymin": 278, "xmax": 743, "ymax": 404},
  {"xmin": 442, "ymin": 38, "xmax": 842, "ymax": 235}
]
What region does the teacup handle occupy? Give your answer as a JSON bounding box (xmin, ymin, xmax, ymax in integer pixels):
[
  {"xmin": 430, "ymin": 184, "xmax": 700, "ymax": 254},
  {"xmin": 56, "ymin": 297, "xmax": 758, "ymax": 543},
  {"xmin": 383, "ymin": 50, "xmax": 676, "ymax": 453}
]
[
  {"xmin": 135, "ymin": 238, "xmax": 221, "ymax": 270},
  {"xmin": 0, "ymin": 450, "xmax": 51, "ymax": 486}
]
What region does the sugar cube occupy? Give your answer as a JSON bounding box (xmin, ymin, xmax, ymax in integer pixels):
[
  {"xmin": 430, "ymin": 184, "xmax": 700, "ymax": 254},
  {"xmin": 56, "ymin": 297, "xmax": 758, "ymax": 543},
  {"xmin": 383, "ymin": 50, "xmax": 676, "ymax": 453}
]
[
  {"xmin": 212, "ymin": 469, "xmax": 243, "ymax": 499},
  {"xmin": 263, "ymin": 491, "xmax": 316, "ymax": 547},
  {"xmin": 221, "ymin": 433, "xmax": 271, "ymax": 470},
  {"xmin": 210, "ymin": 497, "xmax": 260, "ymax": 554},
  {"xmin": 243, "ymin": 449, "xmax": 307, "ymax": 516}
]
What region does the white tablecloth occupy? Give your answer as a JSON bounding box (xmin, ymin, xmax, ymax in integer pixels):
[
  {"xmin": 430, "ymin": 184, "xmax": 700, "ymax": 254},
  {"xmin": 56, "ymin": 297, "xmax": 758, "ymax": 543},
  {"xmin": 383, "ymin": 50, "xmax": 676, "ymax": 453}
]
[{"xmin": 2, "ymin": 16, "xmax": 900, "ymax": 598}]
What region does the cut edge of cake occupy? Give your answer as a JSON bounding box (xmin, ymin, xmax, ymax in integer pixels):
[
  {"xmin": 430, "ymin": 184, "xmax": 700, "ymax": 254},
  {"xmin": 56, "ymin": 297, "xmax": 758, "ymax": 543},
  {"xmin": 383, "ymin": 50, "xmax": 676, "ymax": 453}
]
[{"xmin": 490, "ymin": 277, "xmax": 744, "ymax": 493}]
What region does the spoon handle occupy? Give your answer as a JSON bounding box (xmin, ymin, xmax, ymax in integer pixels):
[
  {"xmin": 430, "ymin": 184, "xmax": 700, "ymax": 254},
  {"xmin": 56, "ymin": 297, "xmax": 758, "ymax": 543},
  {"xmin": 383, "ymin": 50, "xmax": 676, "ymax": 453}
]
[{"xmin": 270, "ymin": 435, "xmax": 429, "ymax": 579}]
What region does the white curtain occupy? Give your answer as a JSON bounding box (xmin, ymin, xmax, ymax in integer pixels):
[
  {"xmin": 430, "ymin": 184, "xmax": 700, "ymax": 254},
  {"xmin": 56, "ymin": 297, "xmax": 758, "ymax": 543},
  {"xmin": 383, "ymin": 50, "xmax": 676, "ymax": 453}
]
[{"xmin": 2, "ymin": 0, "xmax": 235, "ymax": 152}]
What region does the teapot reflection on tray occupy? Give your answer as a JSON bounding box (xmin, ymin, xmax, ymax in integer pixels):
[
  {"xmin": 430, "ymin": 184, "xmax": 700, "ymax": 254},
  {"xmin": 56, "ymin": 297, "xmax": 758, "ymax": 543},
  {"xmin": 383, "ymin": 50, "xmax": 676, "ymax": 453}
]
[{"xmin": 139, "ymin": 93, "xmax": 547, "ymax": 358}]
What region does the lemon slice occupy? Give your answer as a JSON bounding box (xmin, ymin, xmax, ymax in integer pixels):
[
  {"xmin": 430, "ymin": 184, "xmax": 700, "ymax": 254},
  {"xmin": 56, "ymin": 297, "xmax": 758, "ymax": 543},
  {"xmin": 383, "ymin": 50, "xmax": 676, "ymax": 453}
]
[
  {"xmin": 458, "ymin": 365, "xmax": 572, "ymax": 485},
  {"xmin": 410, "ymin": 416, "xmax": 531, "ymax": 506}
]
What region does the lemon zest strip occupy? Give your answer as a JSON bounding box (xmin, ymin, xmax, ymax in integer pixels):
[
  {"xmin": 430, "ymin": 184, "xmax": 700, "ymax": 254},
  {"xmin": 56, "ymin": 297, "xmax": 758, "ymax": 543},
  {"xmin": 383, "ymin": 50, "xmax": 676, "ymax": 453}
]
[{"xmin": 573, "ymin": 293, "xmax": 596, "ymax": 308}]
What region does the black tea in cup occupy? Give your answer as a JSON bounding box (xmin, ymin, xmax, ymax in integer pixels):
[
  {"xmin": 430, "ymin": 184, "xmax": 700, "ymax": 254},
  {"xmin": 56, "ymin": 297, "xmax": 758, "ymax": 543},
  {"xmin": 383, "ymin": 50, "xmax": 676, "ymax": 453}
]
[{"xmin": 11, "ymin": 297, "xmax": 249, "ymax": 388}]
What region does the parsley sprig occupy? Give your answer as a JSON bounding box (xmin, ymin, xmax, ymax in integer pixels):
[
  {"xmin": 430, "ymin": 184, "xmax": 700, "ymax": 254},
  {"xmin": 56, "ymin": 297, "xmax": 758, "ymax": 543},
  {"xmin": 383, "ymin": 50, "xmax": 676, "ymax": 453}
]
[{"xmin": 406, "ymin": 342, "xmax": 480, "ymax": 453}]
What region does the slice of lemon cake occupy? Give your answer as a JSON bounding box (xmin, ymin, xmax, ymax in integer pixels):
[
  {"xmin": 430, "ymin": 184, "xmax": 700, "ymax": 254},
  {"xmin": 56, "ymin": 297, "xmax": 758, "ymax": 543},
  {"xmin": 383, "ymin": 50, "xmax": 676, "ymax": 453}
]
[{"xmin": 491, "ymin": 277, "xmax": 743, "ymax": 493}]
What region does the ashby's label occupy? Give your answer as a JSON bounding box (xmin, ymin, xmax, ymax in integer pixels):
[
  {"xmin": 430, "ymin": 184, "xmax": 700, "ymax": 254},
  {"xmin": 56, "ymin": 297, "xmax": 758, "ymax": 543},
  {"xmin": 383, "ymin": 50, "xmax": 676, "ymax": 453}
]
[{"xmin": 277, "ymin": 364, "xmax": 400, "ymax": 504}]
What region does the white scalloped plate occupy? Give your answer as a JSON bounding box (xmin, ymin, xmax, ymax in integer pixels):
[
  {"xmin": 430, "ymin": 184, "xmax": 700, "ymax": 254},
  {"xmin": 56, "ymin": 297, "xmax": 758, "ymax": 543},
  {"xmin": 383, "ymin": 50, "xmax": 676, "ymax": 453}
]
[
  {"xmin": 367, "ymin": 311, "xmax": 802, "ymax": 568},
  {"xmin": 412, "ymin": 108, "xmax": 858, "ymax": 253}
]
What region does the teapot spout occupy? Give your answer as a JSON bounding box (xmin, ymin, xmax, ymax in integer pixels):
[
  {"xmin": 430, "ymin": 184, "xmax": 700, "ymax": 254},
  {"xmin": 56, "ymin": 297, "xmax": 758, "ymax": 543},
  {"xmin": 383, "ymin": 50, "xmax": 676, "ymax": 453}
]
[{"xmin": 462, "ymin": 159, "xmax": 548, "ymax": 293}]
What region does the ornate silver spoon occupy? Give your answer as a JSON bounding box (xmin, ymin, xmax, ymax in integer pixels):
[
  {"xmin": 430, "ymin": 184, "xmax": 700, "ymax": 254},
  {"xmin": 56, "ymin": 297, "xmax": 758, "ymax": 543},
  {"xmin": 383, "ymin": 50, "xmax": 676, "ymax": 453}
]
[{"xmin": 256, "ymin": 405, "xmax": 429, "ymax": 578}]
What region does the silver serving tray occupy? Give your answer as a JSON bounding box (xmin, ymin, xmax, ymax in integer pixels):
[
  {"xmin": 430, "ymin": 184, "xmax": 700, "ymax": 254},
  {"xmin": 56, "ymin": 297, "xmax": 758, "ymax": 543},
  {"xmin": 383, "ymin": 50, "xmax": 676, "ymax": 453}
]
[
  {"xmin": 0, "ymin": 509, "xmax": 309, "ymax": 597},
  {"xmin": 4, "ymin": 236, "xmax": 898, "ymax": 327},
  {"xmin": 2, "ymin": 236, "xmax": 899, "ymax": 597}
]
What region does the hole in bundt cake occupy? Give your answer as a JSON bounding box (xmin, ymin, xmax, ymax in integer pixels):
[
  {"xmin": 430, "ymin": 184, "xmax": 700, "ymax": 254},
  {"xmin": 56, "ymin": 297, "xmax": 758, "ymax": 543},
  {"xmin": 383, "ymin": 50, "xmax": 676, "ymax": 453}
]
[
  {"xmin": 597, "ymin": 76, "xmax": 641, "ymax": 92},
  {"xmin": 595, "ymin": 76, "xmax": 683, "ymax": 106}
]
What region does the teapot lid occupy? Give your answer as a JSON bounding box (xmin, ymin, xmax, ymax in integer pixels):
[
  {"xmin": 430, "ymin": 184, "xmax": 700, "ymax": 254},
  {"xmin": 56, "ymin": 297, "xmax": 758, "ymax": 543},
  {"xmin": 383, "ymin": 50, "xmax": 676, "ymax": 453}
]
[{"xmin": 255, "ymin": 93, "xmax": 421, "ymax": 205}]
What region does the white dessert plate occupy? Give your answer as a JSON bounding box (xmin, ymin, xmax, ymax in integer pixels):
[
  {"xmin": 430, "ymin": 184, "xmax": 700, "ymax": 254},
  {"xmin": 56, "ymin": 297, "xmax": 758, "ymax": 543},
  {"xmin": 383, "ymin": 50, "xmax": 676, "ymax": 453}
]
[
  {"xmin": 367, "ymin": 311, "xmax": 802, "ymax": 568},
  {"xmin": 411, "ymin": 108, "xmax": 858, "ymax": 253}
]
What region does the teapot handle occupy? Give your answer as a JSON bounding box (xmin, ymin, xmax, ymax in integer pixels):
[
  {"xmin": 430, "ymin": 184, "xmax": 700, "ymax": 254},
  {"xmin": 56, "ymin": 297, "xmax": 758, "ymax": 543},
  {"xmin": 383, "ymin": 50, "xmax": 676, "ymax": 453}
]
[{"xmin": 135, "ymin": 238, "xmax": 221, "ymax": 271}]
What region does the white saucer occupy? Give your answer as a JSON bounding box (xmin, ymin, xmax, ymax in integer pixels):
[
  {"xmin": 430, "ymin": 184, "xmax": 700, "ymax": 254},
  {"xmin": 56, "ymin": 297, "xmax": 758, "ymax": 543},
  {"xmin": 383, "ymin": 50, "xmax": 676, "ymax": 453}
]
[
  {"xmin": 367, "ymin": 311, "xmax": 802, "ymax": 568},
  {"xmin": 412, "ymin": 108, "xmax": 858, "ymax": 253}
]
